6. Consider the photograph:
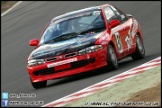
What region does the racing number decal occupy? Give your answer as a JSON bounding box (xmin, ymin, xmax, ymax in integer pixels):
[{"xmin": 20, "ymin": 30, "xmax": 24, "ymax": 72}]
[
  {"xmin": 125, "ymin": 19, "xmax": 138, "ymax": 51},
  {"xmin": 125, "ymin": 30, "xmax": 132, "ymax": 51},
  {"xmin": 131, "ymin": 19, "xmax": 138, "ymax": 39},
  {"xmin": 114, "ymin": 32, "xmax": 123, "ymax": 53}
]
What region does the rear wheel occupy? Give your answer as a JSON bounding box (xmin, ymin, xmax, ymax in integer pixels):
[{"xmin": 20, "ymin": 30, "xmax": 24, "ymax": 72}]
[
  {"xmin": 30, "ymin": 78, "xmax": 47, "ymax": 89},
  {"xmin": 131, "ymin": 34, "xmax": 145, "ymax": 60},
  {"xmin": 107, "ymin": 44, "xmax": 118, "ymax": 70}
]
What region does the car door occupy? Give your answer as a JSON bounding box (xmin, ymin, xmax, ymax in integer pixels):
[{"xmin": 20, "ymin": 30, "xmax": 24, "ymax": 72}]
[
  {"xmin": 103, "ymin": 6, "xmax": 125, "ymax": 59},
  {"xmin": 110, "ymin": 6, "xmax": 133, "ymax": 55}
]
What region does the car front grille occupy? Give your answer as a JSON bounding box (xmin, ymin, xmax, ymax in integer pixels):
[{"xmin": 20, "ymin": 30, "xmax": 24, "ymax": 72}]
[
  {"xmin": 45, "ymin": 57, "xmax": 57, "ymax": 62},
  {"xmin": 33, "ymin": 67, "xmax": 54, "ymax": 76},
  {"xmin": 65, "ymin": 52, "xmax": 77, "ymax": 58}
]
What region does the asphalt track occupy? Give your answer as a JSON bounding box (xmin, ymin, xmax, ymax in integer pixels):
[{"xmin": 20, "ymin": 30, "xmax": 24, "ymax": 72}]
[{"xmin": 1, "ymin": 1, "xmax": 161, "ymax": 107}]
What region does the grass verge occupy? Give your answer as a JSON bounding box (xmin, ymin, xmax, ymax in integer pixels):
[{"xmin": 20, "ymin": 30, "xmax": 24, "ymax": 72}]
[
  {"xmin": 65, "ymin": 65, "xmax": 161, "ymax": 107},
  {"xmin": 1, "ymin": 1, "xmax": 18, "ymax": 14}
]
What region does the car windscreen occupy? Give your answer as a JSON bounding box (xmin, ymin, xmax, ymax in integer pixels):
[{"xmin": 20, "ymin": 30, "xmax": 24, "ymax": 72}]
[{"xmin": 39, "ymin": 10, "xmax": 106, "ymax": 45}]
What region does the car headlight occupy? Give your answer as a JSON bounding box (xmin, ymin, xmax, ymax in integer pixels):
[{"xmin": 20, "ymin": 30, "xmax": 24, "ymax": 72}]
[
  {"xmin": 27, "ymin": 59, "xmax": 45, "ymax": 67},
  {"xmin": 78, "ymin": 45, "xmax": 103, "ymax": 55}
]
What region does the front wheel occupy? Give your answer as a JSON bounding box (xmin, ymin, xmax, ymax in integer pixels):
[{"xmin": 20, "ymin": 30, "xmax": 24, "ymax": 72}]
[
  {"xmin": 30, "ymin": 78, "xmax": 47, "ymax": 89},
  {"xmin": 131, "ymin": 34, "xmax": 145, "ymax": 60},
  {"xmin": 107, "ymin": 44, "xmax": 118, "ymax": 70}
]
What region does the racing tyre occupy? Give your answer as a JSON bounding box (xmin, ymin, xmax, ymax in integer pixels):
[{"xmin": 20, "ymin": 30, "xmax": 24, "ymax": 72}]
[
  {"xmin": 107, "ymin": 44, "xmax": 118, "ymax": 70},
  {"xmin": 131, "ymin": 34, "xmax": 145, "ymax": 60},
  {"xmin": 30, "ymin": 78, "xmax": 47, "ymax": 89}
]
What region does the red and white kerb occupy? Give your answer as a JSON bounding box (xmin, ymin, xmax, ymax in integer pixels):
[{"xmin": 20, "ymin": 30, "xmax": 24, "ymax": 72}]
[{"xmin": 42, "ymin": 56, "xmax": 161, "ymax": 107}]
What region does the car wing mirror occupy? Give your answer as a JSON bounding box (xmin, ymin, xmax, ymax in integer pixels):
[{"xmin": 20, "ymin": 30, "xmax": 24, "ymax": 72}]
[
  {"xmin": 29, "ymin": 39, "xmax": 39, "ymax": 46},
  {"xmin": 110, "ymin": 19, "xmax": 120, "ymax": 28}
]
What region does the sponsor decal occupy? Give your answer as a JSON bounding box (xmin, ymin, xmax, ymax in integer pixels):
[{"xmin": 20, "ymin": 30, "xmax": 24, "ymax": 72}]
[
  {"xmin": 131, "ymin": 19, "xmax": 138, "ymax": 39},
  {"xmin": 51, "ymin": 12, "xmax": 91, "ymax": 25},
  {"xmin": 125, "ymin": 29, "xmax": 133, "ymax": 51},
  {"xmin": 47, "ymin": 58, "xmax": 77, "ymax": 68},
  {"xmin": 114, "ymin": 32, "xmax": 123, "ymax": 53}
]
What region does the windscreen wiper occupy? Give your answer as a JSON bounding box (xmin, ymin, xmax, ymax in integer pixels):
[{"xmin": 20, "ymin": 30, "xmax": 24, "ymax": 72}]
[
  {"xmin": 44, "ymin": 32, "xmax": 79, "ymax": 44},
  {"xmin": 79, "ymin": 26, "xmax": 106, "ymax": 35}
]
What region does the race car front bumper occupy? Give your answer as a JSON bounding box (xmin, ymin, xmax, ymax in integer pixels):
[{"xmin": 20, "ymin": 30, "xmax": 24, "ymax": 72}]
[{"xmin": 27, "ymin": 47, "xmax": 108, "ymax": 82}]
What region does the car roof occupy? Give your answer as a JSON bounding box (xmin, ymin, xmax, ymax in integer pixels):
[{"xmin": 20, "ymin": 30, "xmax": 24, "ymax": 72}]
[{"xmin": 50, "ymin": 5, "xmax": 103, "ymax": 23}]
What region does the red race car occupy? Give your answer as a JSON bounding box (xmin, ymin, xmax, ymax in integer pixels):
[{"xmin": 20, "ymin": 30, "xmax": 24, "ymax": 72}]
[{"xmin": 27, "ymin": 4, "xmax": 145, "ymax": 89}]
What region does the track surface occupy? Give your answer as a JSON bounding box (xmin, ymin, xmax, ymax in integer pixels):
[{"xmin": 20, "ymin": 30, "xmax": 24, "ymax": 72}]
[{"xmin": 1, "ymin": 1, "xmax": 161, "ymax": 106}]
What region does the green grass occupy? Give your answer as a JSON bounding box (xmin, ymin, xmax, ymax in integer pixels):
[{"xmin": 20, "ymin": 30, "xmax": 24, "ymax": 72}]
[
  {"xmin": 1, "ymin": 1, "xmax": 8, "ymax": 6},
  {"xmin": 1, "ymin": 1, "xmax": 6, "ymax": 4}
]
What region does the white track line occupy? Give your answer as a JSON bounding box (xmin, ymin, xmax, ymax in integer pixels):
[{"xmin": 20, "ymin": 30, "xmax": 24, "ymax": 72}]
[{"xmin": 1, "ymin": 1, "xmax": 23, "ymax": 17}]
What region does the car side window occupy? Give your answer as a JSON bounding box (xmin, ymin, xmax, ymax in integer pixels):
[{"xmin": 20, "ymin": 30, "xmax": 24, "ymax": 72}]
[
  {"xmin": 104, "ymin": 6, "xmax": 119, "ymax": 23},
  {"xmin": 109, "ymin": 6, "xmax": 128, "ymax": 23}
]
